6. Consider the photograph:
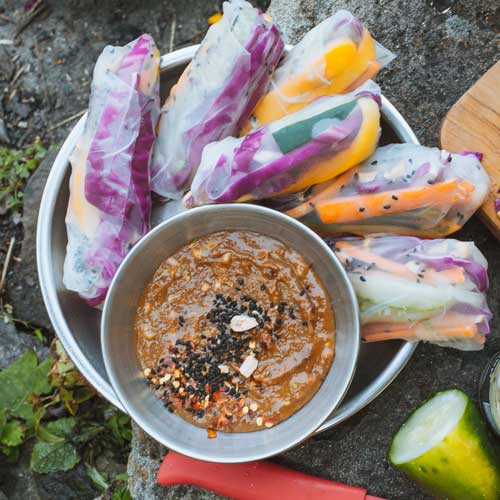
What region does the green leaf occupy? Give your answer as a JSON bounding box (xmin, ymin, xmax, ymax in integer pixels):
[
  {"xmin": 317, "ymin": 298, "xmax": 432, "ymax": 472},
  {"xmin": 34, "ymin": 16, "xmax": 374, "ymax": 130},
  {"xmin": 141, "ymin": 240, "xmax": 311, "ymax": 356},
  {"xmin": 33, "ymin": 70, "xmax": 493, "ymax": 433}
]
[
  {"xmin": 33, "ymin": 359, "xmax": 52, "ymax": 394},
  {"xmin": 0, "ymin": 420, "xmax": 24, "ymax": 447},
  {"xmin": 30, "ymin": 441, "xmax": 80, "ymax": 473},
  {"xmin": 34, "ymin": 328, "xmax": 45, "ymax": 343},
  {"xmin": 112, "ymin": 483, "xmax": 132, "ymax": 500},
  {"xmin": 85, "ymin": 464, "xmax": 109, "ymax": 491},
  {"xmin": 45, "ymin": 417, "xmax": 77, "ymax": 439},
  {"xmin": 1, "ymin": 444, "xmax": 20, "ymax": 462},
  {"xmin": 0, "ymin": 139, "xmax": 46, "ymax": 214},
  {"xmin": 0, "ymin": 352, "xmax": 52, "ymax": 423},
  {"xmin": 107, "ymin": 412, "xmax": 132, "ymax": 445},
  {"xmin": 72, "ymin": 422, "xmax": 104, "ymax": 444}
]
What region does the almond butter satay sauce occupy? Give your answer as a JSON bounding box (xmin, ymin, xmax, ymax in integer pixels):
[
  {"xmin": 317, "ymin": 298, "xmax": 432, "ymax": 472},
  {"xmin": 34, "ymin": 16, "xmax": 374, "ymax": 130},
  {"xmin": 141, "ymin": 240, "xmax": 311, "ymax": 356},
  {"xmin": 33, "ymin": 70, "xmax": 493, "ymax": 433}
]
[{"xmin": 135, "ymin": 231, "xmax": 334, "ymax": 435}]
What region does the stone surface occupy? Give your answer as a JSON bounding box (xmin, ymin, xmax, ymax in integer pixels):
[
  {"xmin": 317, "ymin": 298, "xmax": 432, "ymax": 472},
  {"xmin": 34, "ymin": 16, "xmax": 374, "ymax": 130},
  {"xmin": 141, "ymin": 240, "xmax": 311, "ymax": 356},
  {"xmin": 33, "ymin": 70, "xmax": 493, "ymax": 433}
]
[
  {"xmin": 0, "ymin": 320, "xmax": 49, "ymax": 370},
  {"xmin": 0, "ymin": 443, "xmax": 100, "ymax": 500},
  {"xmin": 6, "ymin": 146, "xmax": 58, "ymax": 331},
  {"xmin": 128, "ymin": 423, "xmax": 225, "ymax": 500}
]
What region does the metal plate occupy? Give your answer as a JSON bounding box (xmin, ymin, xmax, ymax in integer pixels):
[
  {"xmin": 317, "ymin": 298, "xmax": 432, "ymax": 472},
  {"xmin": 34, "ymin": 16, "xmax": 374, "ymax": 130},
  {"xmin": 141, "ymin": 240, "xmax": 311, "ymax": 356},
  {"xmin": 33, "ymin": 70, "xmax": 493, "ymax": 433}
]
[{"xmin": 36, "ymin": 45, "xmax": 418, "ymax": 433}]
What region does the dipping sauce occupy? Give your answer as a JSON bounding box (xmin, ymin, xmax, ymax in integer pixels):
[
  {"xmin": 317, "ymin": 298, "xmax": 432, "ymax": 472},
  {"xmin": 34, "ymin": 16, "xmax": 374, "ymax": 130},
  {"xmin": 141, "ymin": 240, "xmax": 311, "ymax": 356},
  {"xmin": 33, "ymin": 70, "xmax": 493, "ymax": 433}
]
[{"xmin": 135, "ymin": 231, "xmax": 334, "ymax": 434}]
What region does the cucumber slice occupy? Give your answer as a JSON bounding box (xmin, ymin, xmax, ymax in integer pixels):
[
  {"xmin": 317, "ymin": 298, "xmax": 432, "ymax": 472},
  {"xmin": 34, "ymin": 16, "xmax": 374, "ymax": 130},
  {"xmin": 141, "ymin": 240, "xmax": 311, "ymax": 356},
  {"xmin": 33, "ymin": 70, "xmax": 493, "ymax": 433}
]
[
  {"xmin": 389, "ymin": 389, "xmax": 500, "ymax": 500},
  {"xmin": 272, "ymin": 100, "xmax": 356, "ymax": 153}
]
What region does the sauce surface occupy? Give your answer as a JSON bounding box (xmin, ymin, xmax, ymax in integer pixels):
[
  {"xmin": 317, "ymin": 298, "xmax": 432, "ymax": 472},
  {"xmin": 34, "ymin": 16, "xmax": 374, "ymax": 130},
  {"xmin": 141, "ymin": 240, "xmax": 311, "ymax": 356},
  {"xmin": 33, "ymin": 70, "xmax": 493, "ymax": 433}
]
[{"xmin": 135, "ymin": 231, "xmax": 334, "ymax": 433}]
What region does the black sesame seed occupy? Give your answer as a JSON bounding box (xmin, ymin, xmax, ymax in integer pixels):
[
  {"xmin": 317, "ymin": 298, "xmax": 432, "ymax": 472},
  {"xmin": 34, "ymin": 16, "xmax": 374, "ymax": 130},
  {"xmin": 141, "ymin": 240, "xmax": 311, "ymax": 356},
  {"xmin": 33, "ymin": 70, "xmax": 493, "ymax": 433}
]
[
  {"xmin": 359, "ymin": 207, "xmax": 365, "ymax": 212},
  {"xmin": 260, "ymin": 284, "xmax": 266, "ymax": 291},
  {"xmin": 383, "ymin": 204, "xmax": 391, "ymax": 210},
  {"xmin": 360, "ymin": 276, "xmax": 366, "ymax": 282},
  {"xmin": 392, "ymin": 195, "xmax": 398, "ymax": 201}
]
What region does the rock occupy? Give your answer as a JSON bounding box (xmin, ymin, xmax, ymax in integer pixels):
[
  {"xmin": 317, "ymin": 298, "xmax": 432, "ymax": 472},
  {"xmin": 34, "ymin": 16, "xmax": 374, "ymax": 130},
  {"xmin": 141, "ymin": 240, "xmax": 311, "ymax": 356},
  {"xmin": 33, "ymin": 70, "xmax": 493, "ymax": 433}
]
[
  {"xmin": 268, "ymin": 0, "xmax": 318, "ymax": 43},
  {"xmin": 0, "ymin": 443, "xmax": 99, "ymax": 500},
  {"xmin": 0, "ymin": 320, "xmax": 49, "ymax": 370},
  {"xmin": 6, "ymin": 146, "xmax": 58, "ymax": 331},
  {"xmin": 127, "ymin": 423, "xmax": 224, "ymax": 500}
]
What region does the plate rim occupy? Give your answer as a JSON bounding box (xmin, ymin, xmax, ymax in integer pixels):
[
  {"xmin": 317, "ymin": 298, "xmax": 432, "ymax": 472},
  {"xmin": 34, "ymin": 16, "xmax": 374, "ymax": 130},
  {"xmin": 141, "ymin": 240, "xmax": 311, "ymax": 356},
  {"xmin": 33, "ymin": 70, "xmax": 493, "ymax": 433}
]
[{"xmin": 36, "ymin": 44, "xmax": 419, "ymax": 430}]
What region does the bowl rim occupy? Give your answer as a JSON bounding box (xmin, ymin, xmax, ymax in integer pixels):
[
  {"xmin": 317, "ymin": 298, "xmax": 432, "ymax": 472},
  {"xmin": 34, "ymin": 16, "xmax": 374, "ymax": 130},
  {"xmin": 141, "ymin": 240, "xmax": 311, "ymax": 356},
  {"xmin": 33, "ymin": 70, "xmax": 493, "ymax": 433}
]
[
  {"xmin": 101, "ymin": 203, "xmax": 360, "ymax": 462},
  {"xmin": 36, "ymin": 43, "xmax": 418, "ymax": 432}
]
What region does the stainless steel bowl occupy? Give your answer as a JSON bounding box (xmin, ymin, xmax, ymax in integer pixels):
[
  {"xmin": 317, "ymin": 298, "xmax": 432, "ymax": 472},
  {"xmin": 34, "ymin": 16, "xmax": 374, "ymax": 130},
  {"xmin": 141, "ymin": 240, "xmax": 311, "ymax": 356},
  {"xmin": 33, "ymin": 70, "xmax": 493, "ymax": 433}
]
[
  {"xmin": 101, "ymin": 204, "xmax": 360, "ymax": 462},
  {"xmin": 37, "ymin": 44, "xmax": 418, "ymax": 433}
]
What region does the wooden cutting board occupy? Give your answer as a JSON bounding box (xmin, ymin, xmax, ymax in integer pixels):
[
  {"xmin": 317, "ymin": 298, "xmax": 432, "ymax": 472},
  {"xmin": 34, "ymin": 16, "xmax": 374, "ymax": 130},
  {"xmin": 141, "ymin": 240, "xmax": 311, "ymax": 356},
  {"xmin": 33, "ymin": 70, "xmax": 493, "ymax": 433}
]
[{"xmin": 441, "ymin": 61, "xmax": 500, "ymax": 240}]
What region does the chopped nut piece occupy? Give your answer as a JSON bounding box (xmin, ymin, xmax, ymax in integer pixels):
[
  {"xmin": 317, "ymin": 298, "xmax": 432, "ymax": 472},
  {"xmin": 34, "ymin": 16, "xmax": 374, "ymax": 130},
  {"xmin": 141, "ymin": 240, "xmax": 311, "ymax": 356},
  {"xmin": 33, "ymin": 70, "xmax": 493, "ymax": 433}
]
[
  {"xmin": 249, "ymin": 402, "xmax": 258, "ymax": 411},
  {"xmin": 143, "ymin": 368, "xmax": 151, "ymax": 377},
  {"xmin": 207, "ymin": 429, "xmax": 217, "ymax": 439},
  {"xmin": 191, "ymin": 247, "xmax": 202, "ymax": 259},
  {"xmin": 256, "ymin": 417, "xmax": 263, "ymax": 426},
  {"xmin": 166, "ymin": 257, "xmax": 178, "ymax": 267},
  {"xmin": 264, "ymin": 421, "xmax": 274, "ymax": 428},
  {"xmin": 172, "ymin": 381, "xmax": 180, "ymax": 389},
  {"xmin": 142, "ymin": 327, "xmax": 156, "ymax": 340},
  {"xmin": 239, "ymin": 355, "xmax": 259, "ymax": 378},
  {"xmin": 201, "ymin": 282, "xmax": 210, "ymax": 292},
  {"xmin": 159, "ymin": 374, "xmax": 171, "ymax": 384},
  {"xmin": 221, "ymin": 252, "xmax": 232, "ymax": 264},
  {"xmin": 249, "ymin": 340, "xmax": 256, "ymax": 349},
  {"xmin": 214, "ymin": 281, "xmax": 222, "ymax": 290},
  {"xmin": 218, "ymin": 365, "xmax": 230, "ymax": 374},
  {"xmin": 242, "ymin": 406, "xmax": 249, "ymax": 414},
  {"xmin": 230, "ymin": 315, "xmax": 258, "ymax": 332}
]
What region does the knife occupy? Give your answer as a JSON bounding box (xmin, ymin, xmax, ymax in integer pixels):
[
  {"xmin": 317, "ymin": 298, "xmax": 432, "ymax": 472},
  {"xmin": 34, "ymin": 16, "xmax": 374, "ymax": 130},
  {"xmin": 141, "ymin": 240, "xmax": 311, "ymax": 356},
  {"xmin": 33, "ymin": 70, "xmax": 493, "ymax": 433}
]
[{"xmin": 157, "ymin": 451, "xmax": 386, "ymax": 500}]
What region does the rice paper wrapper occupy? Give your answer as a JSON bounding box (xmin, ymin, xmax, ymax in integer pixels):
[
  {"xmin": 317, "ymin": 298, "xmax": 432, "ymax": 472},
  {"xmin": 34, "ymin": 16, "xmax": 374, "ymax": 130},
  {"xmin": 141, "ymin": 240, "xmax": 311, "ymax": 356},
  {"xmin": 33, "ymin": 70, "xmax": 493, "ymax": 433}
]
[
  {"xmin": 151, "ymin": 0, "xmax": 283, "ymax": 199},
  {"xmin": 286, "ymin": 144, "xmax": 490, "ymax": 237},
  {"xmin": 63, "ymin": 34, "xmax": 160, "ymax": 306},
  {"xmin": 187, "ymin": 80, "xmax": 381, "ymax": 207},
  {"xmin": 241, "ymin": 9, "xmax": 394, "ymax": 134},
  {"xmin": 329, "ymin": 235, "xmax": 491, "ymax": 351}
]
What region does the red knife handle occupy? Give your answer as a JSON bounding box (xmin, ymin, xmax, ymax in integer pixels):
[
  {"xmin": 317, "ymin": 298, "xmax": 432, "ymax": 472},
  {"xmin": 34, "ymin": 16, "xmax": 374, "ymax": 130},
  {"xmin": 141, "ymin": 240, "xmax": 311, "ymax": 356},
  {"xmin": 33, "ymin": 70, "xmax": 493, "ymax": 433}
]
[{"xmin": 157, "ymin": 451, "xmax": 386, "ymax": 500}]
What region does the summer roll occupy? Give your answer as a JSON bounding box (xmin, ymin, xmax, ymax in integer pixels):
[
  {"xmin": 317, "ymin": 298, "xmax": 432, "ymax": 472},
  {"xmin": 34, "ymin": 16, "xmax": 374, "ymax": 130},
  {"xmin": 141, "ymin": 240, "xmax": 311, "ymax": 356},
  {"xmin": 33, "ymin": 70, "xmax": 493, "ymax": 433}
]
[
  {"xmin": 241, "ymin": 9, "xmax": 394, "ymax": 134},
  {"xmin": 64, "ymin": 34, "xmax": 160, "ymax": 306},
  {"xmin": 151, "ymin": 0, "xmax": 283, "ymax": 199},
  {"xmin": 187, "ymin": 81, "xmax": 381, "ymax": 207},
  {"xmin": 331, "ymin": 235, "xmax": 491, "ymax": 351},
  {"xmin": 286, "ymin": 144, "xmax": 490, "ymax": 237}
]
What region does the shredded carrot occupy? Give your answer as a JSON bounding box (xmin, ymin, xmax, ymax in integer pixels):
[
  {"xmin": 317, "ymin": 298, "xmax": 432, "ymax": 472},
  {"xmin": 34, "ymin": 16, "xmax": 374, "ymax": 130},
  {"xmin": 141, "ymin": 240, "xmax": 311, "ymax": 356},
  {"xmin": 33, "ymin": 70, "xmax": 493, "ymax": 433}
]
[
  {"xmin": 362, "ymin": 325, "xmax": 477, "ymax": 342},
  {"xmin": 286, "ymin": 170, "xmax": 356, "ymax": 219},
  {"xmin": 334, "ymin": 241, "xmax": 465, "ymax": 285},
  {"xmin": 315, "ymin": 179, "xmax": 475, "ymax": 224},
  {"xmin": 362, "ymin": 313, "xmax": 484, "ymax": 342}
]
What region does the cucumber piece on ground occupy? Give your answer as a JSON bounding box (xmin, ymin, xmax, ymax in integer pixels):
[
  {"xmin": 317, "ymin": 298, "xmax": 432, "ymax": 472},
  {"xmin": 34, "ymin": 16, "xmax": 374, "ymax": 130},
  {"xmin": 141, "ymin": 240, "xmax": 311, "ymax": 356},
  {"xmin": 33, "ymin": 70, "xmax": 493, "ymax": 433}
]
[{"xmin": 389, "ymin": 389, "xmax": 500, "ymax": 499}]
